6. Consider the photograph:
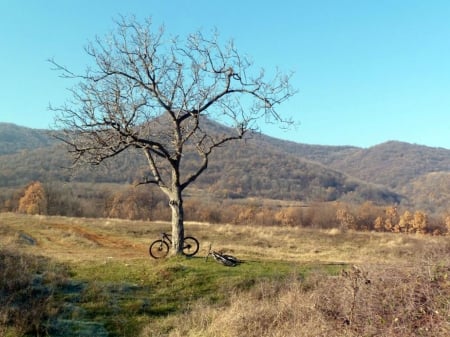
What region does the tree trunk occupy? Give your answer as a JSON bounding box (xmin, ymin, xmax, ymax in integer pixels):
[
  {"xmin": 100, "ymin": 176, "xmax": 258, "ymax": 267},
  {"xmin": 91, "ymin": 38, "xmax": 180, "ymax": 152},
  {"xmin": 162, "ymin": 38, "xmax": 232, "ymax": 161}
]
[{"xmin": 169, "ymin": 195, "xmax": 184, "ymax": 256}]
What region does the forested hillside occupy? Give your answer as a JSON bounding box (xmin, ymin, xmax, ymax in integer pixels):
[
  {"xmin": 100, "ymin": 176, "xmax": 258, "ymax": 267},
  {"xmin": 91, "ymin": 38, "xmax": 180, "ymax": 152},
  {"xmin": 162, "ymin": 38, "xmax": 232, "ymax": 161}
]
[
  {"xmin": 1, "ymin": 122, "xmax": 450, "ymax": 214},
  {"xmin": 0, "ymin": 123, "xmax": 400, "ymax": 204},
  {"xmin": 400, "ymin": 171, "xmax": 450, "ymax": 214},
  {"xmin": 0, "ymin": 123, "xmax": 55, "ymax": 155},
  {"xmin": 321, "ymin": 141, "xmax": 450, "ymax": 189}
]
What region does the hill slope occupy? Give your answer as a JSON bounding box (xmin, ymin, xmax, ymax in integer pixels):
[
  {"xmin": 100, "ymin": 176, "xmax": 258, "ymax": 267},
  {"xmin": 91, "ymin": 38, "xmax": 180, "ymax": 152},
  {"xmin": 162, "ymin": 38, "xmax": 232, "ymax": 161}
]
[
  {"xmin": 2, "ymin": 122, "xmax": 450, "ymax": 212},
  {"xmin": 267, "ymin": 137, "xmax": 450, "ymax": 212},
  {"xmin": 400, "ymin": 171, "xmax": 450, "ymax": 214},
  {"xmin": 0, "ymin": 123, "xmax": 403, "ymax": 205},
  {"xmin": 0, "ymin": 123, "xmax": 55, "ymax": 155},
  {"xmin": 321, "ymin": 141, "xmax": 450, "ymax": 189}
]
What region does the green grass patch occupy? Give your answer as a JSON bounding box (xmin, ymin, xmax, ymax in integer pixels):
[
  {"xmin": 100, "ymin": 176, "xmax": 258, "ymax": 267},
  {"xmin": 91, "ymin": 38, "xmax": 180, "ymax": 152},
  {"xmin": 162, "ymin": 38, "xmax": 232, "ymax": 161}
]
[{"xmin": 65, "ymin": 256, "xmax": 344, "ymax": 337}]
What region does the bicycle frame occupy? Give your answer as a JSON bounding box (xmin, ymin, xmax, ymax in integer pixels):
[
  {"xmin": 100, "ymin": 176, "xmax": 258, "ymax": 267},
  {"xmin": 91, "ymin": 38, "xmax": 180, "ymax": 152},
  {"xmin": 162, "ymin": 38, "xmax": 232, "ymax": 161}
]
[
  {"xmin": 160, "ymin": 232, "xmax": 187, "ymax": 246},
  {"xmin": 149, "ymin": 232, "xmax": 199, "ymax": 259},
  {"xmin": 160, "ymin": 232, "xmax": 172, "ymax": 244}
]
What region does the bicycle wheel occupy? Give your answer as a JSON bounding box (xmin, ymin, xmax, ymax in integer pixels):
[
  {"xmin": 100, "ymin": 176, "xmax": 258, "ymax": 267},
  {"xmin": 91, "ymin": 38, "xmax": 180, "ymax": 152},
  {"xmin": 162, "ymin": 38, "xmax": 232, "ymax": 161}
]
[
  {"xmin": 183, "ymin": 236, "xmax": 199, "ymax": 257},
  {"xmin": 149, "ymin": 240, "xmax": 169, "ymax": 259}
]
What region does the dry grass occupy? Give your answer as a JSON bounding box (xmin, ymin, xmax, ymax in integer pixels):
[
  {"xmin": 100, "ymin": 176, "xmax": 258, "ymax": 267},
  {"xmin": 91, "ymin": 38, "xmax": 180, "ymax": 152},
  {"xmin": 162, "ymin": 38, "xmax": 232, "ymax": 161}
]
[
  {"xmin": 0, "ymin": 247, "xmax": 69, "ymax": 336},
  {"xmin": 161, "ymin": 262, "xmax": 450, "ymax": 337},
  {"xmin": 1, "ymin": 212, "xmax": 445, "ymax": 265},
  {"xmin": 1, "ymin": 212, "xmax": 449, "ymax": 336}
]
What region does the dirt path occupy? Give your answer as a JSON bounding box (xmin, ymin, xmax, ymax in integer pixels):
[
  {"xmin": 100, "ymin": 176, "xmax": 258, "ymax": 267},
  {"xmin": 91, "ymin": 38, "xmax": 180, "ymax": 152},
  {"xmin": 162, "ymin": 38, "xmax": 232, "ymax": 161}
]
[{"xmin": 0, "ymin": 215, "xmax": 152, "ymax": 262}]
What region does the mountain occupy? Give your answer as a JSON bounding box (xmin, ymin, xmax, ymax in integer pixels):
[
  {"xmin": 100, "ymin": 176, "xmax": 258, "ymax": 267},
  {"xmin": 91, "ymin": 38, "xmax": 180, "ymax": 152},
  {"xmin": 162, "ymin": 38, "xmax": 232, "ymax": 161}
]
[
  {"xmin": 0, "ymin": 123, "xmax": 55, "ymax": 155},
  {"xmin": 314, "ymin": 141, "xmax": 450, "ymax": 190},
  {"xmin": 0, "ymin": 122, "xmax": 401, "ymax": 205},
  {"xmin": 1, "ymin": 122, "xmax": 449, "ymax": 213}
]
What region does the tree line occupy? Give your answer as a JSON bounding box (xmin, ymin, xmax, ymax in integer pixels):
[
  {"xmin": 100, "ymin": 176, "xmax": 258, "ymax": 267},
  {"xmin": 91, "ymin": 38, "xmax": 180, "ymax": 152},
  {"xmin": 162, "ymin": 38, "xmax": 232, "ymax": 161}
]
[{"xmin": 2, "ymin": 181, "xmax": 450, "ymax": 235}]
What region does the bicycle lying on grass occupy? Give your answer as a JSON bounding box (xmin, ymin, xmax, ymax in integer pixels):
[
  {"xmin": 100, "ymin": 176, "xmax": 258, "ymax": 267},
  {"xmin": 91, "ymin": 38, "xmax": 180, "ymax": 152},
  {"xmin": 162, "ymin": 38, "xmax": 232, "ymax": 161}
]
[
  {"xmin": 149, "ymin": 232, "xmax": 199, "ymax": 259},
  {"xmin": 205, "ymin": 244, "xmax": 242, "ymax": 267}
]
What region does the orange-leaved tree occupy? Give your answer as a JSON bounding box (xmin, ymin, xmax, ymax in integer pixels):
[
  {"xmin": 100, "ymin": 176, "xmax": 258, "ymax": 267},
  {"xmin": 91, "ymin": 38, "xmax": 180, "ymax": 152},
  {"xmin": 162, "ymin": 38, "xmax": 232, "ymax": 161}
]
[{"xmin": 18, "ymin": 181, "xmax": 47, "ymax": 215}]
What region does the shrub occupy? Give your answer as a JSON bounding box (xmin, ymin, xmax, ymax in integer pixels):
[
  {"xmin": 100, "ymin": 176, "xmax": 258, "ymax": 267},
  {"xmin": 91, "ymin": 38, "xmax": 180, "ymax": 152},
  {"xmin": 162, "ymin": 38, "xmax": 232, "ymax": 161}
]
[
  {"xmin": 160, "ymin": 261, "xmax": 450, "ymax": 337},
  {"xmin": 0, "ymin": 248, "xmax": 68, "ymax": 336}
]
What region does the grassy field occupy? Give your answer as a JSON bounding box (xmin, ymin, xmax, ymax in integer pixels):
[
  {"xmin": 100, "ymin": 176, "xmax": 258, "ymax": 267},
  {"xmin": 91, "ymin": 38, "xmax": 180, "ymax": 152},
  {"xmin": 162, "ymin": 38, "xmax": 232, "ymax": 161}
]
[{"xmin": 1, "ymin": 212, "xmax": 449, "ymax": 336}]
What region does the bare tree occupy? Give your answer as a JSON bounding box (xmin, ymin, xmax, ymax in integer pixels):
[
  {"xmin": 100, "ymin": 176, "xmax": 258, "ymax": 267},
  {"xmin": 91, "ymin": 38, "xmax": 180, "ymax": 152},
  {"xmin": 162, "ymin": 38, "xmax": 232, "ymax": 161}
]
[{"xmin": 49, "ymin": 16, "xmax": 295, "ymax": 255}]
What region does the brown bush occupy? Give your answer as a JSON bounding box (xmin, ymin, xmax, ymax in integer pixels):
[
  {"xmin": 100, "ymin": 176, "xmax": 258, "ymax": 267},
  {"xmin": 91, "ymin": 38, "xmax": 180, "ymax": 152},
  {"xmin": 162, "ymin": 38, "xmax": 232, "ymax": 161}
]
[
  {"xmin": 184, "ymin": 198, "xmax": 224, "ymax": 224},
  {"xmin": 0, "ymin": 248, "xmax": 68, "ymax": 336}
]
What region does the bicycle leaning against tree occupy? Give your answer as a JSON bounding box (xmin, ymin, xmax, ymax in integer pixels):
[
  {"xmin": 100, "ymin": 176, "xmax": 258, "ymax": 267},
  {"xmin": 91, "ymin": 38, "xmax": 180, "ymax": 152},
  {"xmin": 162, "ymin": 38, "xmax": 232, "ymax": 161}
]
[{"xmin": 149, "ymin": 232, "xmax": 199, "ymax": 259}]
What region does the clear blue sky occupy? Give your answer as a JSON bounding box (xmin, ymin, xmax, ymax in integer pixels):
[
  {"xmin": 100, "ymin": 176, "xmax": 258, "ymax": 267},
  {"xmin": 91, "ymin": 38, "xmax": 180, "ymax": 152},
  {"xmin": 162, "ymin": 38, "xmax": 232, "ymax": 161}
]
[{"xmin": 1, "ymin": 0, "xmax": 450, "ymax": 149}]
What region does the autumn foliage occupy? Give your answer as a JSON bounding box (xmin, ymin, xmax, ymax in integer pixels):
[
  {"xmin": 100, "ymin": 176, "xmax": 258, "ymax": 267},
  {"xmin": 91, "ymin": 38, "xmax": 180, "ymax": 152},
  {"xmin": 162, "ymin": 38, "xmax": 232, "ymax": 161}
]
[
  {"xmin": 4, "ymin": 180, "xmax": 450, "ymax": 235},
  {"xmin": 17, "ymin": 181, "xmax": 47, "ymax": 215}
]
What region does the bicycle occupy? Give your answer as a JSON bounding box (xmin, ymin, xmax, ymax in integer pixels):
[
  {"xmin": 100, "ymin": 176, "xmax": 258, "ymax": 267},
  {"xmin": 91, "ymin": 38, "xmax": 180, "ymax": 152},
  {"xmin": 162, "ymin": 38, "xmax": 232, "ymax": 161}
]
[
  {"xmin": 149, "ymin": 232, "xmax": 199, "ymax": 259},
  {"xmin": 205, "ymin": 244, "xmax": 242, "ymax": 267}
]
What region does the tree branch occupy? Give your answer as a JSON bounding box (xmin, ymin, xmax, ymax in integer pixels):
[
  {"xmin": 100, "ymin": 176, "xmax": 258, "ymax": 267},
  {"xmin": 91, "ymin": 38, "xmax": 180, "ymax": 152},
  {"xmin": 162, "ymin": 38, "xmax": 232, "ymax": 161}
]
[{"xmin": 50, "ymin": 15, "xmax": 296, "ymax": 200}]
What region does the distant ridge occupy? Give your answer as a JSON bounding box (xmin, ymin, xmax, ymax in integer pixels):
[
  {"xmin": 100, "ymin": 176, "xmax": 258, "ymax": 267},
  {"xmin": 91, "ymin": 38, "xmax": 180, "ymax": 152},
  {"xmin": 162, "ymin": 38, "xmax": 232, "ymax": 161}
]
[
  {"xmin": 1, "ymin": 122, "xmax": 449, "ymax": 212},
  {"xmin": 0, "ymin": 122, "xmax": 55, "ymax": 155},
  {"xmin": 310, "ymin": 140, "xmax": 450, "ymax": 189}
]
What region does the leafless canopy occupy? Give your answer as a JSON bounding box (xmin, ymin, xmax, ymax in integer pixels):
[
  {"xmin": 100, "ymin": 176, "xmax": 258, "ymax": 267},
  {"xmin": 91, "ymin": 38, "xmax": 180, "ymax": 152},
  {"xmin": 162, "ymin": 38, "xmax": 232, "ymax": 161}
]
[{"xmin": 50, "ymin": 16, "xmax": 295, "ymax": 195}]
